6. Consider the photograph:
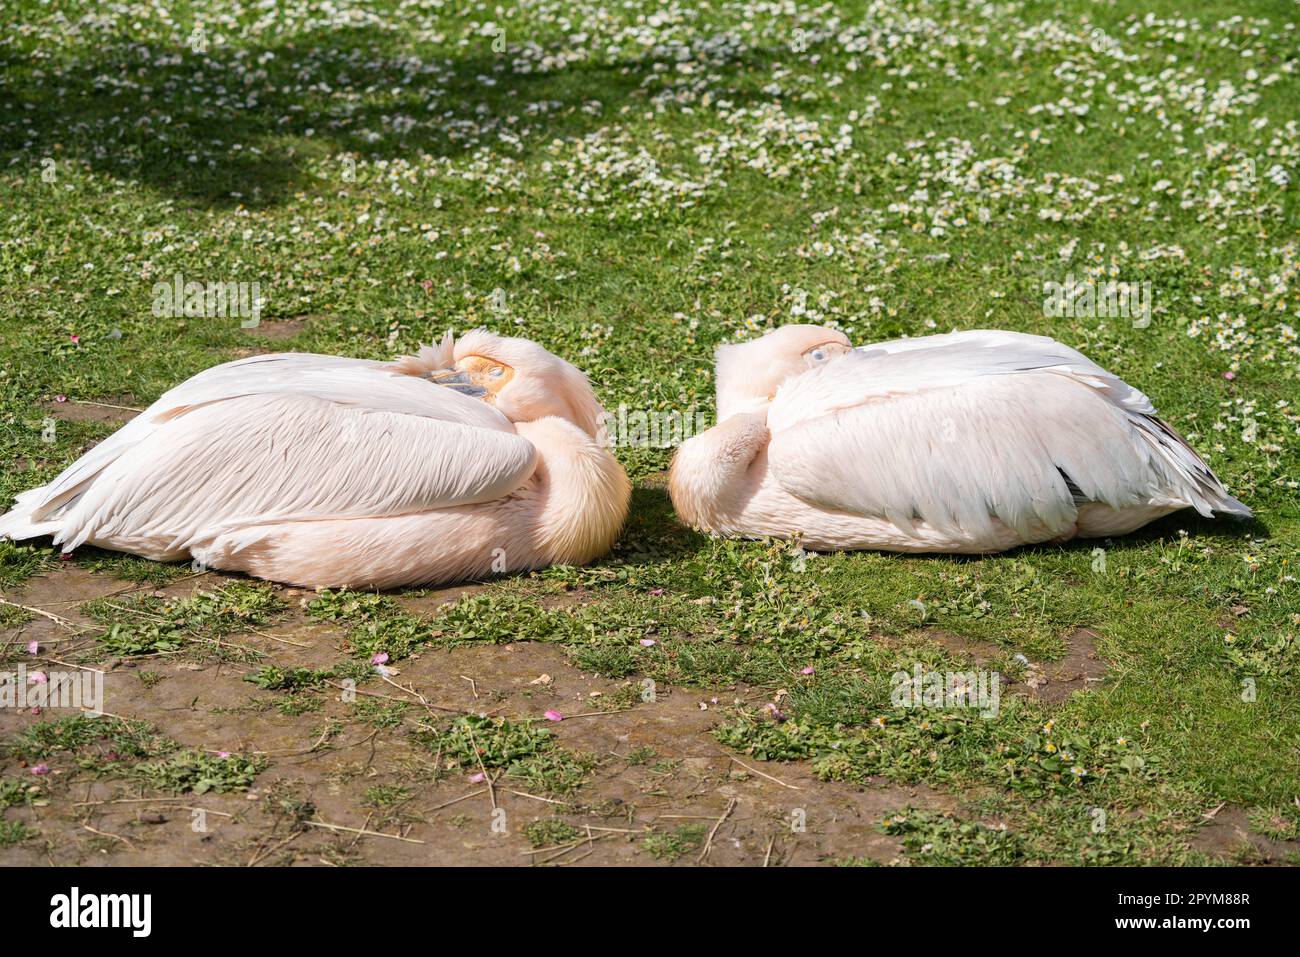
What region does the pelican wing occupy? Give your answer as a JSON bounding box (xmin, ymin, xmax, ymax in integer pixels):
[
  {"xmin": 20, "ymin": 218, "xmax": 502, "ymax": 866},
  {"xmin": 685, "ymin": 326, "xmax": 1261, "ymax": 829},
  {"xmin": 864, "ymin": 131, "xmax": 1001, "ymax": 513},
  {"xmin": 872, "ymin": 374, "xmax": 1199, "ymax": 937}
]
[
  {"xmin": 766, "ymin": 330, "xmax": 1246, "ymax": 541},
  {"xmin": 10, "ymin": 353, "xmax": 537, "ymax": 553}
]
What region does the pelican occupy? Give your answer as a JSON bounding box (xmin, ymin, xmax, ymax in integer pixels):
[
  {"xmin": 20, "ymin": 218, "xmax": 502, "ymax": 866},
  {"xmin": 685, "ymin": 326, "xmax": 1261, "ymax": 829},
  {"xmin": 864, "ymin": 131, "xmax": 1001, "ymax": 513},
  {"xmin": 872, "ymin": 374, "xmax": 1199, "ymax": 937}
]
[
  {"xmin": 669, "ymin": 325, "xmax": 1250, "ymax": 554},
  {"xmin": 0, "ymin": 331, "xmax": 631, "ymax": 589}
]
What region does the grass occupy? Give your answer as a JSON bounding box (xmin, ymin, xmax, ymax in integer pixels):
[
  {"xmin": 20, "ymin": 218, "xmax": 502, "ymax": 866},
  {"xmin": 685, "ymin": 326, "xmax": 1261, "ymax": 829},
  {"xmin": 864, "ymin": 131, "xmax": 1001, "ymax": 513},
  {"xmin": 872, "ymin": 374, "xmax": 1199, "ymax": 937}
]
[
  {"xmin": 0, "ymin": 820, "xmax": 37, "ymax": 848},
  {"xmin": 882, "ymin": 811, "xmax": 1031, "ymax": 867},
  {"xmin": 642, "ymin": 824, "xmax": 708, "ymax": 862},
  {"xmin": 243, "ymin": 666, "xmax": 333, "ymax": 692},
  {"xmin": 417, "ymin": 714, "xmax": 595, "ymax": 796},
  {"xmin": 3, "ymin": 713, "xmax": 170, "ymax": 765},
  {"xmin": 83, "ymin": 582, "xmax": 285, "ymax": 660},
  {"xmin": 0, "ymin": 0, "xmax": 1297, "ymax": 864},
  {"xmin": 128, "ymin": 750, "xmax": 266, "ymax": 795},
  {"xmin": 2, "ymin": 713, "xmax": 263, "ymax": 795},
  {"xmin": 0, "ymin": 777, "xmax": 42, "ymax": 809},
  {"xmin": 524, "ymin": 819, "xmax": 584, "ymax": 849}
]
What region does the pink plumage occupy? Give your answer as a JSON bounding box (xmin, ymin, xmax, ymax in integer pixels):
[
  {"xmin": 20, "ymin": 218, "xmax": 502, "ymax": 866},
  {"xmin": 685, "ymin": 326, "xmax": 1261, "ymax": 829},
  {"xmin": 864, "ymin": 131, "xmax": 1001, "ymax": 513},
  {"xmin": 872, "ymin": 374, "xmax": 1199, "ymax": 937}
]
[
  {"xmin": 670, "ymin": 324, "xmax": 1249, "ymax": 554},
  {"xmin": 0, "ymin": 331, "xmax": 630, "ymax": 588}
]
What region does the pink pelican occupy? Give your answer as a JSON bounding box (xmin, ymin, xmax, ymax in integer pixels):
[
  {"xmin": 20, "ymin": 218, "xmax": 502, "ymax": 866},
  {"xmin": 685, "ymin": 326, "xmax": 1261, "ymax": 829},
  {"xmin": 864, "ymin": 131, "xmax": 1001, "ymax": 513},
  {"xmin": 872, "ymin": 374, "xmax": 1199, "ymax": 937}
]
[
  {"xmin": 669, "ymin": 325, "xmax": 1250, "ymax": 554},
  {"xmin": 1, "ymin": 331, "xmax": 631, "ymax": 588}
]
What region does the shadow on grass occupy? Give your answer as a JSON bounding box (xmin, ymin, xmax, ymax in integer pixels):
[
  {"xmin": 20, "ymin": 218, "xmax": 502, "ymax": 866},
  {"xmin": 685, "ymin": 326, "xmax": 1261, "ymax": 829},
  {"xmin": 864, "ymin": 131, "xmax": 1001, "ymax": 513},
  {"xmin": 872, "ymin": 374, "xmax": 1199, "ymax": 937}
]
[
  {"xmin": 0, "ymin": 25, "xmax": 792, "ymax": 208},
  {"xmin": 637, "ymin": 480, "xmax": 1267, "ymax": 570},
  {"xmin": 914, "ymin": 507, "xmax": 1267, "ymax": 569},
  {"xmin": 609, "ymin": 482, "xmax": 709, "ymax": 566}
]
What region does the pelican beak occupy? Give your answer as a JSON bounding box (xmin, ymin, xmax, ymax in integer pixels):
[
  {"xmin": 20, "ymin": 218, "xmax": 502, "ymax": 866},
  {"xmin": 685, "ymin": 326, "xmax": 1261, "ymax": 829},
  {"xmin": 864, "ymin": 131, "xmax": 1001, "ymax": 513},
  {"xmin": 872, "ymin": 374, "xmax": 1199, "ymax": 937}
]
[{"xmin": 424, "ymin": 368, "xmax": 488, "ymax": 397}]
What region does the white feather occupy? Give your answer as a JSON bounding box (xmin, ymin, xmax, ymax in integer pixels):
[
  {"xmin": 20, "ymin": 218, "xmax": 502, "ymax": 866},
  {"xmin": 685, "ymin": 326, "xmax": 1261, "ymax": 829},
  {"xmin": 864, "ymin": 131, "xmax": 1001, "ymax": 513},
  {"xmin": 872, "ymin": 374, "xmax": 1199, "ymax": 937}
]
[
  {"xmin": 766, "ymin": 330, "xmax": 1248, "ymax": 542},
  {"xmin": 0, "ymin": 354, "xmax": 537, "ymax": 556}
]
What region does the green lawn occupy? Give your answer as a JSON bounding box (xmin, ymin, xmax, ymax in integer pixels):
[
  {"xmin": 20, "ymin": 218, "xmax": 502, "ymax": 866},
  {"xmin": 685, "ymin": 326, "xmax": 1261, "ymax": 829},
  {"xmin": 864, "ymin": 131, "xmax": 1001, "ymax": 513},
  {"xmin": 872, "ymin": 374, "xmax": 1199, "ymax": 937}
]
[{"xmin": 0, "ymin": 0, "xmax": 1297, "ymax": 865}]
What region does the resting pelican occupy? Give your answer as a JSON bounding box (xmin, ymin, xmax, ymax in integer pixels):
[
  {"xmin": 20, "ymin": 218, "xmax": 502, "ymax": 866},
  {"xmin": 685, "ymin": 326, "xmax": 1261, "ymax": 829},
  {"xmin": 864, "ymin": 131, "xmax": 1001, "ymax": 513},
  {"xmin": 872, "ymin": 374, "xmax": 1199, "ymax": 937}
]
[
  {"xmin": 669, "ymin": 325, "xmax": 1250, "ymax": 554},
  {"xmin": 0, "ymin": 331, "xmax": 631, "ymax": 589}
]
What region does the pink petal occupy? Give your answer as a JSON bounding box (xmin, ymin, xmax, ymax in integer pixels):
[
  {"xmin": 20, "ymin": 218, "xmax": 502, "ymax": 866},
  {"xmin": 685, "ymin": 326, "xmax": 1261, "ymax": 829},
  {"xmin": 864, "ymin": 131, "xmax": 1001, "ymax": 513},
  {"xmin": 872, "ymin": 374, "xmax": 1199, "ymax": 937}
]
[
  {"xmin": 54, "ymin": 394, "xmax": 67, "ymax": 403},
  {"xmin": 649, "ymin": 587, "xmax": 665, "ymax": 596},
  {"xmin": 468, "ymin": 772, "xmax": 485, "ymax": 784},
  {"xmin": 801, "ymin": 666, "xmax": 815, "ymax": 675},
  {"xmin": 31, "ymin": 764, "xmax": 49, "ymax": 776},
  {"xmin": 543, "ymin": 710, "xmax": 564, "ymax": 722},
  {"xmin": 26, "ymin": 641, "xmax": 39, "ymax": 655},
  {"xmin": 639, "ymin": 638, "xmax": 656, "ymax": 647},
  {"xmin": 371, "ymin": 652, "xmax": 389, "ymax": 665},
  {"xmin": 69, "ymin": 335, "xmax": 80, "ymax": 344},
  {"xmin": 217, "ymin": 751, "xmax": 231, "ymax": 759},
  {"xmin": 1223, "ymin": 371, "xmax": 1235, "ymax": 380},
  {"xmin": 29, "ymin": 671, "xmax": 47, "ymax": 684}
]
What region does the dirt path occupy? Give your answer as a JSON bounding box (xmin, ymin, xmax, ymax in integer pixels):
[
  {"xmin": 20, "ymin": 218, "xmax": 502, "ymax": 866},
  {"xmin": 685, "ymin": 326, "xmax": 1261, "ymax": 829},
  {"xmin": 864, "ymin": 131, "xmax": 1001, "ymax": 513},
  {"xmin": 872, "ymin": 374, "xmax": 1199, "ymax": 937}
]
[{"xmin": 0, "ymin": 565, "xmax": 953, "ymax": 866}]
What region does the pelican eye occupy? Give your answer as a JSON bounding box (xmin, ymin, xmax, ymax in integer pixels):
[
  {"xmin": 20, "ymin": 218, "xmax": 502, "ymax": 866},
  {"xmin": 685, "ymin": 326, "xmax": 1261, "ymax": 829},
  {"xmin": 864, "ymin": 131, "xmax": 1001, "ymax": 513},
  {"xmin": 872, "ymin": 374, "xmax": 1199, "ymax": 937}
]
[
  {"xmin": 803, "ymin": 340, "xmax": 848, "ymax": 365},
  {"xmin": 457, "ymin": 355, "xmax": 516, "ymax": 393}
]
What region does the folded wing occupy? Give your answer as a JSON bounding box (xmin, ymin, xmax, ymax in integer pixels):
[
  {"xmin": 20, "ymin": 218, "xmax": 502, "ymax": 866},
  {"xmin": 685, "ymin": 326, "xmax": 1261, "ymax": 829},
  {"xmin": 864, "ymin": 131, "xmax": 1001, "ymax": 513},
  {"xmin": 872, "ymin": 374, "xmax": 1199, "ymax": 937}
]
[
  {"xmin": 766, "ymin": 330, "xmax": 1247, "ymax": 542},
  {"xmin": 4, "ymin": 354, "xmax": 537, "ymax": 554}
]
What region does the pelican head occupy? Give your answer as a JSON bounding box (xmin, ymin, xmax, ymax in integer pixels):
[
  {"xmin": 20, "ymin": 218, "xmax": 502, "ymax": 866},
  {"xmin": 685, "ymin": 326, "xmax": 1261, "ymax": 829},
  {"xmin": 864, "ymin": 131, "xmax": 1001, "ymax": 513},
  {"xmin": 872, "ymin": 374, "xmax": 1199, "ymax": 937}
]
[
  {"xmin": 418, "ymin": 329, "xmax": 607, "ymax": 438},
  {"xmin": 713, "ymin": 324, "xmax": 851, "ymax": 419}
]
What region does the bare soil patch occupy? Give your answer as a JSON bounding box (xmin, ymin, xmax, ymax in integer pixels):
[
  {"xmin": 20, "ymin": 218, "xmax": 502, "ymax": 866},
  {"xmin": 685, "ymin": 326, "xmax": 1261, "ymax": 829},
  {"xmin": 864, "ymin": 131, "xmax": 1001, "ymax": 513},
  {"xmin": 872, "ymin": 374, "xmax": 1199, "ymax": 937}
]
[
  {"xmin": 39, "ymin": 396, "xmax": 140, "ymax": 426},
  {"xmin": 1190, "ymin": 805, "xmax": 1300, "ymax": 865},
  {"xmin": 925, "ymin": 626, "xmax": 1109, "ymax": 704},
  {"xmin": 241, "ymin": 314, "xmax": 328, "ymax": 340},
  {"xmin": 0, "ymin": 565, "xmax": 953, "ymax": 866}
]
